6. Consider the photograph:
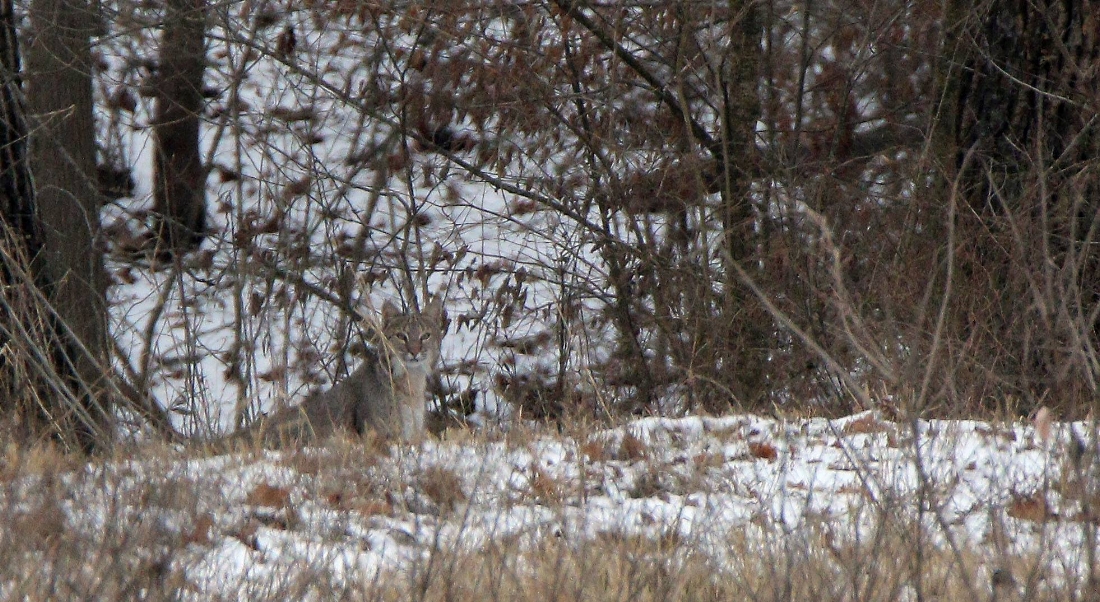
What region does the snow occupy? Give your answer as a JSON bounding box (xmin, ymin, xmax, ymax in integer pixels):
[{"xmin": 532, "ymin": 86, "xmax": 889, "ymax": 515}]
[{"xmin": 5, "ymin": 411, "xmax": 1093, "ymax": 598}]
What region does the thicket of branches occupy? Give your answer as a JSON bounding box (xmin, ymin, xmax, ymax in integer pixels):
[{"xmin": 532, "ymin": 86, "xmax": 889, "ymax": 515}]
[{"xmin": 1, "ymin": 0, "xmax": 1097, "ymax": 447}]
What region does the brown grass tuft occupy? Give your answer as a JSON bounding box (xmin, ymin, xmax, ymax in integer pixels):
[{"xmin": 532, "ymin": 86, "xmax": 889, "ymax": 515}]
[
  {"xmin": 616, "ymin": 432, "xmax": 648, "ymax": 461},
  {"xmin": 419, "ymin": 465, "xmax": 468, "ymax": 513}
]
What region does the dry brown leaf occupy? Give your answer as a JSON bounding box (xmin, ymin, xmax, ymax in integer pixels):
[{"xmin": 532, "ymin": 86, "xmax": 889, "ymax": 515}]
[
  {"xmin": 748, "ymin": 441, "xmax": 778, "ymax": 462},
  {"xmin": 1006, "ymin": 493, "xmax": 1054, "ymax": 522},
  {"xmin": 247, "ymin": 483, "xmax": 291, "ymax": 508}
]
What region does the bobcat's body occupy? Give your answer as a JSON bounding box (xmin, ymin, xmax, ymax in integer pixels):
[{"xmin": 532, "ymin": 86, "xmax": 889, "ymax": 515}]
[{"xmin": 239, "ymin": 297, "xmax": 443, "ymax": 447}]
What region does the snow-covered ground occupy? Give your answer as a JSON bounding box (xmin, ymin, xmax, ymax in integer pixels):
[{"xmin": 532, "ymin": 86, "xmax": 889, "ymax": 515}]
[
  {"xmin": 26, "ymin": 3, "xmax": 1090, "ymax": 599},
  {"xmin": 4, "ymin": 411, "xmax": 1095, "ymax": 599}
]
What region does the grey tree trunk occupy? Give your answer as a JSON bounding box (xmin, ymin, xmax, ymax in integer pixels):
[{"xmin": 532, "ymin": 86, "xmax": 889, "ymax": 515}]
[
  {"xmin": 714, "ymin": 0, "xmax": 767, "ymax": 411},
  {"xmin": 24, "ymin": 0, "xmax": 111, "ymax": 451},
  {"xmin": 151, "ymin": 0, "xmax": 207, "ymax": 256}
]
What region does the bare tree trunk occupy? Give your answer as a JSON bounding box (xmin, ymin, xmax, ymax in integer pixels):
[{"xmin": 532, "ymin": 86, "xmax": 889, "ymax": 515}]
[
  {"xmin": 0, "ymin": 0, "xmax": 43, "ymax": 443},
  {"xmin": 24, "ymin": 0, "xmax": 111, "ymax": 451},
  {"xmin": 151, "ymin": 0, "xmax": 207, "ymax": 256},
  {"xmin": 938, "ymin": 0, "xmax": 1100, "ymax": 414},
  {"xmin": 714, "ymin": 0, "xmax": 768, "ymax": 410},
  {"xmin": 0, "ymin": 0, "xmax": 33, "ymax": 250}
]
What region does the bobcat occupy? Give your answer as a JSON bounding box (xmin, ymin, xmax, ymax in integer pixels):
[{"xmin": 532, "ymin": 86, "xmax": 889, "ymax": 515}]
[{"xmin": 239, "ymin": 296, "xmax": 444, "ymax": 447}]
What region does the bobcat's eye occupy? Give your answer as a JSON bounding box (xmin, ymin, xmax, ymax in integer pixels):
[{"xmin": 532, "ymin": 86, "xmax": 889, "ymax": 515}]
[
  {"xmin": 395, "ymin": 333, "xmax": 408, "ymax": 342},
  {"xmin": 420, "ymin": 332, "xmax": 431, "ymax": 341}
]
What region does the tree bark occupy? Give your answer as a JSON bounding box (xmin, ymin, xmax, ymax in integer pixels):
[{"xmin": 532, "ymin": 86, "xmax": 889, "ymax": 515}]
[
  {"xmin": 940, "ymin": 0, "xmax": 1100, "ymax": 413},
  {"xmin": 151, "ymin": 0, "xmax": 207, "ymax": 256},
  {"xmin": 24, "ymin": 0, "xmax": 111, "ymax": 450},
  {"xmin": 0, "ymin": 0, "xmax": 42, "ymax": 443},
  {"xmin": 714, "ymin": 0, "xmax": 768, "ymax": 409},
  {"xmin": 0, "ymin": 0, "xmax": 33, "ymax": 250}
]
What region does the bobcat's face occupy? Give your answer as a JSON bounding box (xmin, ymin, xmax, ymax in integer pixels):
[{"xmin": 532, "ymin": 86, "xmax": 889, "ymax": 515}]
[{"xmin": 378, "ymin": 298, "xmax": 443, "ymax": 368}]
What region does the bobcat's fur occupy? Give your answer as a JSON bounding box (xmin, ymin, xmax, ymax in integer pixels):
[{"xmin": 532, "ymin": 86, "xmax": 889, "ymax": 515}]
[{"xmin": 241, "ymin": 297, "xmax": 443, "ymax": 447}]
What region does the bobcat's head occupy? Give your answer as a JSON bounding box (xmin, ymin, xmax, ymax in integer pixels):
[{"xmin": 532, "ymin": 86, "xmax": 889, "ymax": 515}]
[{"xmin": 376, "ymin": 297, "xmax": 443, "ymax": 368}]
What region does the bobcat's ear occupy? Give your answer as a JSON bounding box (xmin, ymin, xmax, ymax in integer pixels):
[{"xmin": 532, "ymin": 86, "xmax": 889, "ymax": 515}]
[
  {"xmin": 381, "ymin": 299, "xmax": 401, "ymax": 321},
  {"xmin": 425, "ymin": 294, "xmax": 447, "ymax": 331},
  {"xmin": 424, "ymin": 295, "xmax": 443, "ymax": 319}
]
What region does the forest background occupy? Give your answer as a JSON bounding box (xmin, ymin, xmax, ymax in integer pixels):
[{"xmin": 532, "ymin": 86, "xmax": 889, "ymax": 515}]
[{"xmin": 0, "ymin": 0, "xmax": 1095, "ymax": 450}]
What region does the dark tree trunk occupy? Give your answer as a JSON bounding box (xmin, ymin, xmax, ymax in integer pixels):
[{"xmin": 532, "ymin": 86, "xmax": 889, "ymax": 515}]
[
  {"xmin": 713, "ymin": 0, "xmax": 768, "ymax": 410},
  {"xmin": 24, "ymin": 0, "xmax": 112, "ymax": 451},
  {"xmin": 151, "ymin": 0, "xmax": 207, "ymax": 256},
  {"xmin": 0, "ymin": 0, "xmax": 44, "ymax": 444},
  {"xmin": 940, "ymin": 0, "xmax": 1100, "ymax": 413},
  {"xmin": 0, "ymin": 0, "xmax": 33, "ymax": 249}
]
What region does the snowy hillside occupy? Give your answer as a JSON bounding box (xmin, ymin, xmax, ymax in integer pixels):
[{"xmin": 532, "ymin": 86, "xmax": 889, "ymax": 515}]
[
  {"xmin": 3, "ymin": 411, "xmax": 1096, "ymax": 600},
  {"xmin": 13, "ymin": 1, "xmax": 1087, "ymax": 599}
]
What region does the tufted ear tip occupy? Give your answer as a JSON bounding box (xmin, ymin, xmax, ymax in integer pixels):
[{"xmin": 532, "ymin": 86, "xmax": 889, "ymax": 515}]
[{"xmin": 425, "ymin": 294, "xmax": 445, "ymax": 322}]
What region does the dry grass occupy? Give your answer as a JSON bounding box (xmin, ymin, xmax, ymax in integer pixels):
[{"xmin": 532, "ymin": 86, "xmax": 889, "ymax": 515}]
[
  {"xmin": 0, "ymin": 419, "xmax": 1088, "ymax": 601},
  {"xmin": 0, "ymin": 445, "xmax": 190, "ymax": 599},
  {"xmin": 360, "ymin": 516, "xmax": 1044, "ymax": 602}
]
